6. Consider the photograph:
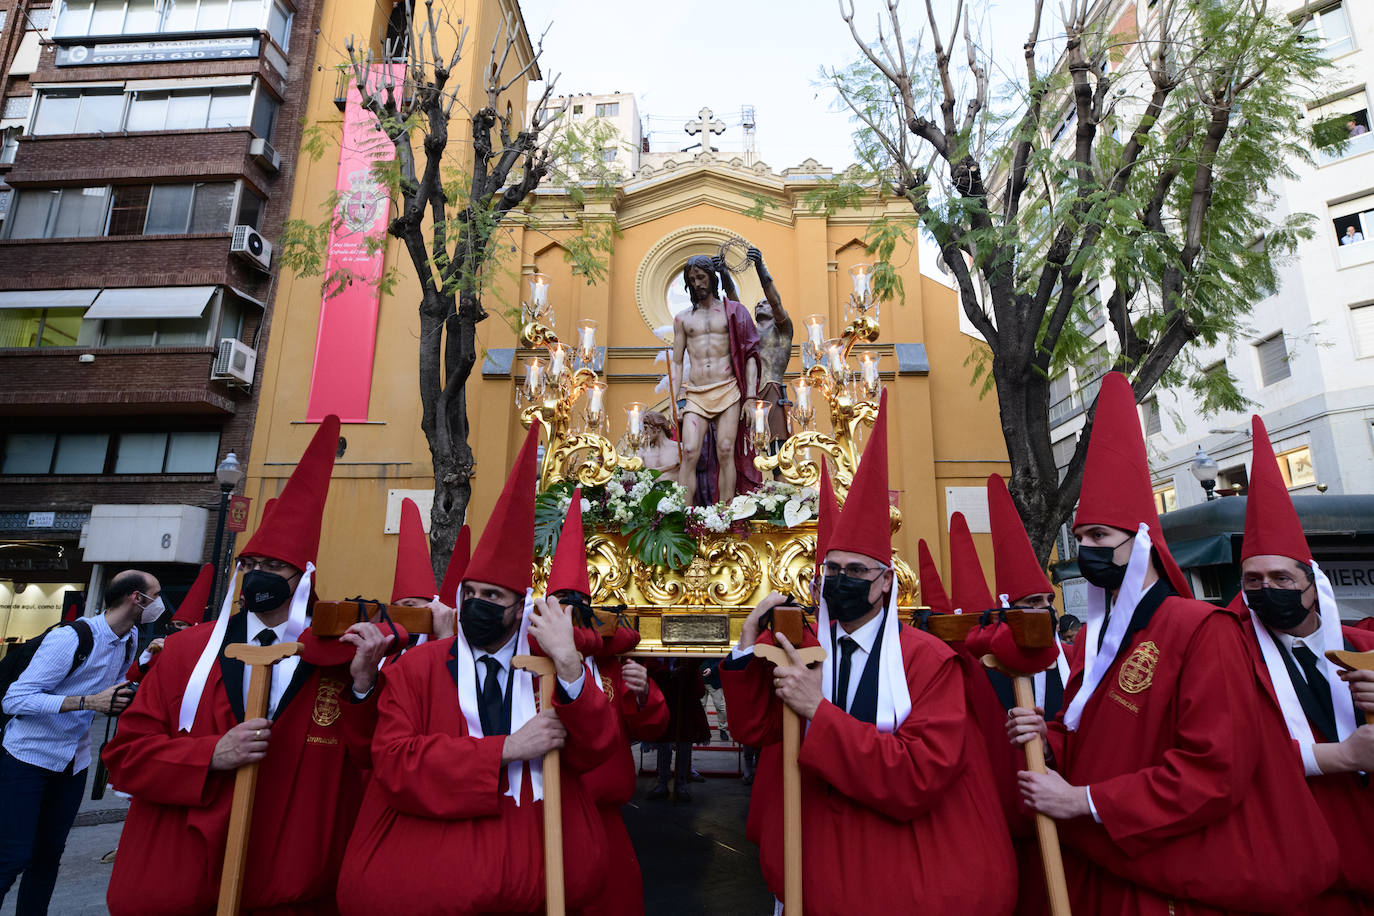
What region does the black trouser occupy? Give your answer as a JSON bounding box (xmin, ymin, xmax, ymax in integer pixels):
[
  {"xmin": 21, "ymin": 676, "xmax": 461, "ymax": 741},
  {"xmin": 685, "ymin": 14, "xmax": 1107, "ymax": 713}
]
[{"xmin": 0, "ymin": 749, "xmax": 86, "ymax": 915}]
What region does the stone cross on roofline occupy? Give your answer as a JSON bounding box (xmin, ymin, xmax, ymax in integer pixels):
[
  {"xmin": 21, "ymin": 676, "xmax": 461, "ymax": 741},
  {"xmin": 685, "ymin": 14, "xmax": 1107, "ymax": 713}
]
[{"xmin": 685, "ymin": 106, "xmax": 726, "ymax": 152}]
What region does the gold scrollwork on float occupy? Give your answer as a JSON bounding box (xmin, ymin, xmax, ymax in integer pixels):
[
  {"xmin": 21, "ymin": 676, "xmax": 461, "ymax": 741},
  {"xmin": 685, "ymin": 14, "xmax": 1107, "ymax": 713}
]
[
  {"xmin": 754, "ymin": 433, "xmax": 854, "ymax": 490},
  {"xmin": 767, "ymin": 533, "xmax": 817, "ymax": 598},
  {"xmin": 702, "ymin": 538, "xmax": 763, "ymax": 606},
  {"xmin": 543, "ymin": 433, "xmax": 643, "ymax": 489},
  {"xmin": 587, "ymin": 534, "xmax": 631, "ymax": 603},
  {"xmin": 633, "ymin": 557, "xmax": 690, "ymax": 606},
  {"xmin": 893, "ymin": 556, "xmax": 919, "ymax": 605}
]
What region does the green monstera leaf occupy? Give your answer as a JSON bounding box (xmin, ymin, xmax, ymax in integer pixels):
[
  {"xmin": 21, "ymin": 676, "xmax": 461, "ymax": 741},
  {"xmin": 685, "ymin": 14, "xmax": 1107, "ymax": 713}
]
[
  {"xmin": 533, "ymin": 482, "xmax": 577, "ymax": 558},
  {"xmin": 627, "ymin": 512, "xmax": 695, "ymax": 571}
]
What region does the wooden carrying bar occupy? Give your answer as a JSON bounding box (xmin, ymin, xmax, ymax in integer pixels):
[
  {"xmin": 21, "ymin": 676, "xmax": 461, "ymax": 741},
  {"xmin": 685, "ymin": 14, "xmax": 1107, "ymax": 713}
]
[
  {"xmin": 923, "ymin": 608, "xmax": 1055, "ymax": 648},
  {"xmin": 311, "ymin": 600, "xmax": 434, "ymax": 636}
]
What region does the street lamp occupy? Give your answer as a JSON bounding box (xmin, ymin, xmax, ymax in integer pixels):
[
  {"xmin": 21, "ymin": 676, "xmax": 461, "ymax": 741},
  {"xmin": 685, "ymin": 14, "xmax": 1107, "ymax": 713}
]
[
  {"xmin": 1190, "ymin": 445, "xmax": 1219, "ymax": 501},
  {"xmin": 208, "ymin": 452, "xmax": 244, "ymax": 618}
]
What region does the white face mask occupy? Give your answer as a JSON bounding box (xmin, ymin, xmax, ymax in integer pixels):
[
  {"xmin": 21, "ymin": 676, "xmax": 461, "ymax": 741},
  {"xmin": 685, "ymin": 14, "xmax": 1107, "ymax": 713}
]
[{"xmin": 139, "ymin": 594, "xmax": 165, "ymax": 624}]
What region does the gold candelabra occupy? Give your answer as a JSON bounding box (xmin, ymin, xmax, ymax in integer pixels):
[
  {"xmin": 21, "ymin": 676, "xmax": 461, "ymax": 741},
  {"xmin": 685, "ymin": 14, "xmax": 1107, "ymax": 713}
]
[
  {"xmin": 754, "ymin": 263, "xmax": 886, "ymax": 499},
  {"xmin": 518, "ymin": 276, "xmax": 641, "ymax": 490}
]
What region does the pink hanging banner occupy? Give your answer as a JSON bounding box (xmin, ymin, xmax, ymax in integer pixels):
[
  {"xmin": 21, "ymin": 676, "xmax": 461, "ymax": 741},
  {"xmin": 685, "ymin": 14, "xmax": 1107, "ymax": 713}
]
[{"xmin": 305, "ymin": 64, "xmax": 403, "ymax": 421}]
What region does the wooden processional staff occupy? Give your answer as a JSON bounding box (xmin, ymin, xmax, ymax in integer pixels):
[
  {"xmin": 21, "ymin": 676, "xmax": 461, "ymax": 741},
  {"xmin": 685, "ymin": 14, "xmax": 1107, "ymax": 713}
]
[
  {"xmin": 217, "ymin": 641, "xmax": 302, "ymax": 916},
  {"xmin": 752, "ymin": 605, "xmax": 826, "ymax": 915},
  {"xmin": 511, "ymin": 654, "xmax": 566, "ymax": 916}
]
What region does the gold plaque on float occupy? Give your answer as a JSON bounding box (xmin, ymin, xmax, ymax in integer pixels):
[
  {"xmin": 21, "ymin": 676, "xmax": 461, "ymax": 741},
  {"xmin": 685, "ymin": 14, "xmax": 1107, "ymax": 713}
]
[{"xmin": 661, "ymin": 614, "xmax": 731, "ymax": 646}]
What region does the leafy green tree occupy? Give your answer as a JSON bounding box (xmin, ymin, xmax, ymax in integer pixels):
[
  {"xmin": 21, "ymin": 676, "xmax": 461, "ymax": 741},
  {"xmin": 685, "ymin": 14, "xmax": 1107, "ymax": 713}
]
[
  {"xmin": 828, "ymin": 0, "xmax": 1329, "ymax": 561},
  {"xmin": 281, "ymin": 3, "xmax": 618, "ymax": 577}
]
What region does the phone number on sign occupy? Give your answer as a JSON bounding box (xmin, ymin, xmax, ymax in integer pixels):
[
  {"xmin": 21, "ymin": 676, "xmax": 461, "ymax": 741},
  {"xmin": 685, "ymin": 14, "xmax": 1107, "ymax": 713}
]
[{"xmin": 92, "ymin": 48, "xmax": 252, "ymax": 62}]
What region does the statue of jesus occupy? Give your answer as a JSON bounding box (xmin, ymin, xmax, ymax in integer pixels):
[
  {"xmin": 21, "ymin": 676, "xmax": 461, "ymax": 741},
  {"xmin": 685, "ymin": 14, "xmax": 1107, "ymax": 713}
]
[{"xmin": 671, "ymin": 255, "xmax": 761, "ymax": 505}]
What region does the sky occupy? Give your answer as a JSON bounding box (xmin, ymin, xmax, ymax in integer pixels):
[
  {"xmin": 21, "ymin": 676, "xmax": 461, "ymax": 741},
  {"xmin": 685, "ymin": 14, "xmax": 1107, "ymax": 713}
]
[{"xmin": 520, "ymin": 0, "xmax": 1046, "ymax": 171}]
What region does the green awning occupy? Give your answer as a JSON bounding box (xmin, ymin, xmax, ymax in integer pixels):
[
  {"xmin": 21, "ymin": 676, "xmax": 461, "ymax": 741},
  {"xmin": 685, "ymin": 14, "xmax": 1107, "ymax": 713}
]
[{"xmin": 1167, "ymin": 534, "xmax": 1236, "ymax": 569}]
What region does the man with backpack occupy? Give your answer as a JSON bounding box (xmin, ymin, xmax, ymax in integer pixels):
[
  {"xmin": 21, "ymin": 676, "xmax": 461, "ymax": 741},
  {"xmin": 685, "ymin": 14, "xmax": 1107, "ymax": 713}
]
[{"xmin": 0, "ymin": 568, "xmax": 156, "ymax": 914}]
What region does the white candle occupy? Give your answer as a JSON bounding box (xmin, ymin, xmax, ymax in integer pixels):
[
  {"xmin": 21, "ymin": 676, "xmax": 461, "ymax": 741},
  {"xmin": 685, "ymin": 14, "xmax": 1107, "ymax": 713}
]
[
  {"xmin": 805, "ymin": 315, "xmax": 826, "ymax": 348},
  {"xmin": 577, "ymin": 320, "xmax": 597, "ymax": 355},
  {"xmin": 524, "ymin": 358, "xmax": 545, "ymax": 397},
  {"xmin": 626, "ymin": 402, "xmax": 644, "ymax": 436},
  {"xmin": 548, "ymin": 344, "xmax": 567, "ymax": 380},
  {"xmin": 826, "ymin": 341, "xmax": 846, "ymax": 379},
  {"xmin": 861, "ymin": 353, "xmax": 879, "ymax": 388},
  {"xmin": 529, "ymin": 274, "xmax": 549, "ymax": 308},
  {"xmin": 795, "ymin": 379, "xmax": 812, "ymax": 413},
  {"xmin": 850, "ymin": 264, "xmax": 871, "ymax": 299},
  {"xmin": 753, "ymin": 400, "xmax": 770, "ymax": 434},
  {"xmin": 587, "ymin": 382, "xmax": 606, "ymax": 415}
]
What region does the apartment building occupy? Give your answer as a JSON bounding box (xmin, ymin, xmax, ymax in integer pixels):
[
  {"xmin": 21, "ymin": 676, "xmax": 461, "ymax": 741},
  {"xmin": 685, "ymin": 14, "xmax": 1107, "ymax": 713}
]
[
  {"xmin": 540, "ymin": 90, "xmax": 643, "ymax": 178},
  {"xmin": 0, "ymin": 0, "xmax": 325, "ymax": 637},
  {"xmin": 1041, "ymin": 0, "xmax": 1374, "ymax": 614}
]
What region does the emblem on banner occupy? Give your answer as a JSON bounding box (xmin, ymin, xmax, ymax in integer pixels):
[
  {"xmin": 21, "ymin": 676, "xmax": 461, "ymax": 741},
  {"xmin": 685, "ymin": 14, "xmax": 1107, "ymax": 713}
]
[
  {"xmin": 601, "ymin": 675, "xmax": 615, "ymax": 702},
  {"xmin": 313, "ymin": 677, "xmax": 345, "ymax": 727},
  {"xmin": 1118, "ymin": 641, "xmax": 1159, "ymax": 695}
]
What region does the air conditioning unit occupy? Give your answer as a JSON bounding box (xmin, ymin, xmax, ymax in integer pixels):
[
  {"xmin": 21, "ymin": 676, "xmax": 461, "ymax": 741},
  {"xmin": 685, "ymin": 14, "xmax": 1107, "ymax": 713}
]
[
  {"xmin": 212, "ymin": 338, "xmax": 257, "ymax": 384},
  {"xmin": 230, "ymin": 224, "xmax": 272, "ymax": 271},
  {"xmin": 249, "ymin": 137, "xmax": 280, "ymax": 173}
]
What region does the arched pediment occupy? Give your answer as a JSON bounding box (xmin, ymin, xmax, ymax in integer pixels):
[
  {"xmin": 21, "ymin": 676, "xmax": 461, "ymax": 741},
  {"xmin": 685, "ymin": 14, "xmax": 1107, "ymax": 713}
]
[{"xmin": 634, "ymin": 224, "xmax": 745, "ymax": 334}]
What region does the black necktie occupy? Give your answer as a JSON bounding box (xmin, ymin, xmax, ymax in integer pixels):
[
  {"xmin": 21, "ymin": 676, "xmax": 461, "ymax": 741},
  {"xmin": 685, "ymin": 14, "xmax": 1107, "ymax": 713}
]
[
  {"xmin": 836, "ymin": 636, "xmax": 858, "ymax": 715},
  {"xmin": 479, "ymin": 656, "xmax": 506, "ymax": 736},
  {"xmin": 257, "ymin": 629, "xmax": 277, "ymax": 646},
  {"xmin": 1293, "ymin": 644, "xmax": 1336, "ymax": 731}
]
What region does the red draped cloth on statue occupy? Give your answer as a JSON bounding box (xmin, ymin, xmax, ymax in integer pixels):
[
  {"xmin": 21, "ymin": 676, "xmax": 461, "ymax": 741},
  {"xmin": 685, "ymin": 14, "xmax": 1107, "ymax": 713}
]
[
  {"xmin": 722, "ymin": 626, "xmax": 1016, "ymax": 916},
  {"xmin": 1046, "ymin": 596, "xmax": 1339, "ymax": 915},
  {"xmin": 102, "ymin": 617, "xmax": 377, "ymax": 916}
]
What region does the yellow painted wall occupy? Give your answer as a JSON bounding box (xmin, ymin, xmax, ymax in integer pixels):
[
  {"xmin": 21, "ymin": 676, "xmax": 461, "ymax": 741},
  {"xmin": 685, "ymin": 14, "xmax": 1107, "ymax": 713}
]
[{"xmin": 247, "ymin": 0, "xmax": 1009, "ymax": 600}]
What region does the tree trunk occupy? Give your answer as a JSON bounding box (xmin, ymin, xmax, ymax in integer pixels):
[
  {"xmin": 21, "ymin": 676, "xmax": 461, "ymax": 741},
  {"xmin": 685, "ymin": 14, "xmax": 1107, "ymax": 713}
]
[
  {"xmin": 990, "ymin": 360, "xmax": 1066, "ymax": 567},
  {"xmin": 425, "ymin": 290, "xmax": 479, "ymax": 583},
  {"xmin": 429, "ymin": 448, "xmax": 471, "ymax": 583}
]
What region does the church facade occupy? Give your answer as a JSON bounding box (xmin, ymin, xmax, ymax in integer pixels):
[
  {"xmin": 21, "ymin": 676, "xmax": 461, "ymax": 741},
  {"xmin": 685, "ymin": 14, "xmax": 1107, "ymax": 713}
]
[{"xmin": 241, "ymin": 0, "xmax": 1009, "ymax": 599}]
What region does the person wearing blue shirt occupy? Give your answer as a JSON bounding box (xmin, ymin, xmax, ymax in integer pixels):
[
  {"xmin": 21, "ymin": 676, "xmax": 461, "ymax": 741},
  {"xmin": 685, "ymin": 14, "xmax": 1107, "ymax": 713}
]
[{"xmin": 0, "ymin": 568, "xmax": 157, "ymax": 914}]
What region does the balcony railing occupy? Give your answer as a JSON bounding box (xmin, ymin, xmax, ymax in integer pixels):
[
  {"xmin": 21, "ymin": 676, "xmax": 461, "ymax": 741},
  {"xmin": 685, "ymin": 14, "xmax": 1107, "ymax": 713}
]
[
  {"xmin": 1336, "ymin": 237, "xmax": 1374, "ymax": 270},
  {"xmin": 1315, "ymin": 130, "xmax": 1374, "ymax": 165}
]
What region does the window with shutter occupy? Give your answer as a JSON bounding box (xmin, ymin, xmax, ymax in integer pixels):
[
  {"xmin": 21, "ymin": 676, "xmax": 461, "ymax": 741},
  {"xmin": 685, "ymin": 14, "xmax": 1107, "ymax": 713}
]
[
  {"xmin": 1143, "ymin": 397, "xmax": 1162, "ymax": 436},
  {"xmin": 1256, "ymin": 333, "xmax": 1290, "ymax": 385},
  {"xmin": 1352, "ymin": 303, "xmax": 1374, "ymax": 357}
]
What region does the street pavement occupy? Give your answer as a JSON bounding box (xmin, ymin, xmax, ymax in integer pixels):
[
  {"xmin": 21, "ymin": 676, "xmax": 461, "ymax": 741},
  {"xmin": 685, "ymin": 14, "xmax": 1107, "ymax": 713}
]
[{"xmin": 13, "ymin": 726, "xmax": 772, "ymax": 915}]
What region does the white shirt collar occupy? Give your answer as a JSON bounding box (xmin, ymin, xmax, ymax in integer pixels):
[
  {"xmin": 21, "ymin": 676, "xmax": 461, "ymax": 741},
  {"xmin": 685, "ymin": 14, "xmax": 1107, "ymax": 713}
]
[
  {"xmin": 835, "ymin": 609, "xmax": 884, "ymax": 656},
  {"xmin": 246, "ymin": 612, "xmax": 289, "ymax": 646},
  {"xmin": 1276, "ymin": 617, "xmax": 1322, "ymax": 653},
  {"xmin": 472, "ymin": 630, "xmax": 518, "ymax": 671}
]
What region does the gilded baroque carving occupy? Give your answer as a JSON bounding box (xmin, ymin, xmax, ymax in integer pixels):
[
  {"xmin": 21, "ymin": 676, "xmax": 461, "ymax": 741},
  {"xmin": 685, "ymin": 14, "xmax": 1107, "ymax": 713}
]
[
  {"xmin": 703, "ymin": 538, "xmax": 762, "ymax": 605},
  {"xmin": 545, "ymin": 433, "xmax": 643, "ymax": 488},
  {"xmin": 767, "ymin": 534, "xmax": 817, "ymax": 598},
  {"xmin": 587, "ymin": 535, "xmax": 631, "ymax": 603},
  {"xmin": 893, "ymin": 556, "xmax": 919, "ymax": 604},
  {"xmin": 633, "ymin": 556, "xmax": 689, "ymax": 605}
]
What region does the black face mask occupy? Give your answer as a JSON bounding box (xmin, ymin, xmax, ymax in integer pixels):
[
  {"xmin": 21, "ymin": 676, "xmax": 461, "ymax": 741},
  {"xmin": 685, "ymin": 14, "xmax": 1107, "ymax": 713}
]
[
  {"xmin": 1246, "ymin": 585, "xmax": 1312, "ymax": 632},
  {"xmin": 823, "ymin": 573, "xmax": 876, "ymax": 623},
  {"xmin": 1077, "ymin": 544, "xmax": 1129, "ymax": 591},
  {"xmin": 461, "ymin": 597, "xmax": 513, "ymax": 649},
  {"xmin": 241, "ymin": 570, "xmax": 293, "ymax": 615}
]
